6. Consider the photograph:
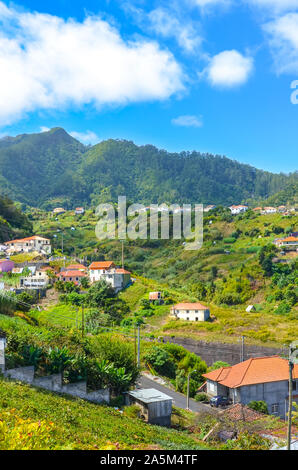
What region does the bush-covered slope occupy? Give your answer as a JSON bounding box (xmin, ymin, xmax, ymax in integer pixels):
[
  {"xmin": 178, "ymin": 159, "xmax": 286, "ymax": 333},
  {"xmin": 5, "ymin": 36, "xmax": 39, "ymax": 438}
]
[{"xmin": 0, "ymin": 196, "xmax": 32, "ymax": 242}]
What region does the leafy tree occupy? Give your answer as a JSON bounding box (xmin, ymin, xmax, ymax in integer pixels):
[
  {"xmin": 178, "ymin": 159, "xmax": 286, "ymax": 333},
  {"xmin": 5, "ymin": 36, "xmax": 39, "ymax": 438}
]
[{"xmin": 144, "ymin": 346, "xmax": 176, "ymax": 378}]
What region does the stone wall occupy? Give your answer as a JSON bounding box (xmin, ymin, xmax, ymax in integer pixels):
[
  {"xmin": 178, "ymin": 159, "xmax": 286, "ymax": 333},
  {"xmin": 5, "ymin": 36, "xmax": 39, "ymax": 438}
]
[
  {"xmin": 3, "ymin": 366, "xmax": 110, "ymax": 404},
  {"xmin": 163, "ymin": 336, "xmax": 286, "ymax": 366}
]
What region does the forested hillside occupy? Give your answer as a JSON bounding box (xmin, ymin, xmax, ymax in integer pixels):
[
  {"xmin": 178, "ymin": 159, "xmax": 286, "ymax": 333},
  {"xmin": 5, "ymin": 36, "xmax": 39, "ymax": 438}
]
[
  {"xmin": 0, "ymin": 196, "xmax": 32, "ymax": 242},
  {"xmin": 0, "ymin": 128, "xmax": 296, "ymax": 209}
]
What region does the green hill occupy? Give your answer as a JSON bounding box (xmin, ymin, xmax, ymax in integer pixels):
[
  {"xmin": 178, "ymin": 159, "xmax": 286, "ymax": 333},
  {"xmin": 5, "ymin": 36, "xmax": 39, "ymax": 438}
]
[
  {"xmin": 0, "ymin": 195, "xmax": 32, "ymax": 242},
  {"xmin": 0, "ymin": 128, "xmax": 296, "ymax": 209}
]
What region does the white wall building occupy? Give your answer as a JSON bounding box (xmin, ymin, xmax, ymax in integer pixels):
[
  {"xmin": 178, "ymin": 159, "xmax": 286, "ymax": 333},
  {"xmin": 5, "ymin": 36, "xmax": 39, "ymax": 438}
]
[
  {"xmin": 229, "ymin": 205, "xmax": 248, "ymax": 215},
  {"xmin": 88, "ymin": 262, "xmax": 131, "ymax": 292},
  {"xmin": 170, "ymin": 302, "xmax": 210, "ymax": 322},
  {"xmin": 5, "ymin": 236, "xmax": 51, "ymax": 255}
]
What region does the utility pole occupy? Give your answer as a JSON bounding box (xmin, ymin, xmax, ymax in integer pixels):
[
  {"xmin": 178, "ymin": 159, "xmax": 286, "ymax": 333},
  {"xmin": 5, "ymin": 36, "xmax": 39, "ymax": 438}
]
[
  {"xmin": 121, "ymin": 240, "xmax": 124, "ymax": 270},
  {"xmin": 81, "ymin": 304, "xmax": 85, "ymax": 338},
  {"xmin": 187, "ymin": 369, "xmax": 197, "ymax": 410},
  {"xmin": 287, "ymin": 345, "xmax": 295, "ymax": 451},
  {"xmin": 240, "ymin": 336, "xmax": 245, "ymax": 362},
  {"xmin": 137, "ymin": 325, "xmax": 140, "ymax": 368},
  {"xmin": 134, "ymin": 326, "xmax": 137, "ymax": 366}
]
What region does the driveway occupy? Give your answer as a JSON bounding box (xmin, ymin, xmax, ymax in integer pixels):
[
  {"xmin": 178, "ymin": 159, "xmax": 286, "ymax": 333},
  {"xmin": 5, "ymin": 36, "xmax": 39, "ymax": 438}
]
[{"xmin": 137, "ymin": 374, "xmax": 216, "ymax": 414}]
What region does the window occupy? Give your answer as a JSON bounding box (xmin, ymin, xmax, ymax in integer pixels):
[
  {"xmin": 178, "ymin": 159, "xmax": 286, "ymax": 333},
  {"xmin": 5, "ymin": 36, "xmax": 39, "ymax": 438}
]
[
  {"xmin": 186, "ymin": 317, "xmax": 189, "ymax": 321},
  {"xmin": 195, "ymin": 317, "xmax": 198, "ymax": 321},
  {"xmin": 271, "ymin": 403, "xmax": 279, "ymax": 414},
  {"xmin": 293, "ymin": 380, "xmax": 297, "ymax": 391}
]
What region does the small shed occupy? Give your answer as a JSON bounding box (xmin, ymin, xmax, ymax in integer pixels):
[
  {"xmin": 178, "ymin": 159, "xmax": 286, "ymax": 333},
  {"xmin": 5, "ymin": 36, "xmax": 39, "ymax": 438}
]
[{"xmin": 126, "ymin": 388, "xmax": 173, "ymax": 427}]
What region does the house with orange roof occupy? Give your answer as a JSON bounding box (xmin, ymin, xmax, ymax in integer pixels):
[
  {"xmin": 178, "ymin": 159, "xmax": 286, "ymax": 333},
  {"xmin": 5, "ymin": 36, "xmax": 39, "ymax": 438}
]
[
  {"xmin": 149, "ymin": 292, "xmax": 163, "ymax": 304},
  {"xmin": 88, "ymin": 261, "xmax": 131, "ymax": 292},
  {"xmin": 229, "ymin": 205, "xmax": 248, "ymax": 215},
  {"xmin": 170, "ymin": 302, "xmax": 210, "ymax": 322},
  {"xmin": 262, "ymin": 207, "xmax": 277, "ymax": 214},
  {"xmin": 75, "ymin": 207, "xmax": 85, "ymax": 215},
  {"xmin": 4, "ymin": 236, "xmax": 51, "ymax": 255},
  {"xmin": 274, "ymin": 236, "xmax": 298, "ymax": 249},
  {"xmin": 203, "ymin": 356, "xmax": 298, "ymax": 418},
  {"xmin": 58, "ymin": 270, "xmax": 86, "ymax": 285}
]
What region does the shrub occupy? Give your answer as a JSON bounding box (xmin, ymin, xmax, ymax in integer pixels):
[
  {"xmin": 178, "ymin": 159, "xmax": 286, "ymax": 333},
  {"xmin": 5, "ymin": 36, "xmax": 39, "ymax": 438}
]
[
  {"xmin": 195, "ymin": 393, "xmax": 208, "ymax": 402},
  {"xmin": 248, "ymin": 400, "xmax": 268, "ymax": 415}
]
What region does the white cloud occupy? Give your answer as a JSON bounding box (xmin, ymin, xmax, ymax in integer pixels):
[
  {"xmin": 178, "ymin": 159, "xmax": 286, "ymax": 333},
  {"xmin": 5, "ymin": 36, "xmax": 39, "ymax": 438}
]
[
  {"xmin": 264, "ymin": 13, "xmax": 298, "ymax": 73},
  {"xmin": 69, "ymin": 130, "xmax": 100, "ymax": 145},
  {"xmin": 204, "ymin": 50, "xmax": 253, "ymax": 87},
  {"xmin": 172, "ymin": 114, "xmax": 203, "ymax": 127},
  {"xmin": 246, "ymin": 1, "xmax": 298, "ymax": 14},
  {"xmin": 0, "ymin": 2, "xmax": 184, "ymax": 126},
  {"xmin": 40, "ymin": 126, "xmax": 50, "ymax": 133},
  {"xmin": 190, "ymin": 0, "xmax": 232, "ymax": 10},
  {"xmin": 147, "ymin": 8, "xmax": 202, "ymax": 53}
]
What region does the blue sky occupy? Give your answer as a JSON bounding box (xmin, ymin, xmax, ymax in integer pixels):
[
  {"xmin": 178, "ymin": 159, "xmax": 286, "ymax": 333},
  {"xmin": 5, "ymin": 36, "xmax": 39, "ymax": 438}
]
[{"xmin": 0, "ymin": 0, "xmax": 298, "ymax": 173}]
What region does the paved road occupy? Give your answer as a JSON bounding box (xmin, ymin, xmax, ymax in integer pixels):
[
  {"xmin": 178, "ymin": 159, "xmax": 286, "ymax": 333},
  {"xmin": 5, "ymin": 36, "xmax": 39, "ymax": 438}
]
[{"xmin": 137, "ymin": 374, "xmax": 215, "ymax": 414}]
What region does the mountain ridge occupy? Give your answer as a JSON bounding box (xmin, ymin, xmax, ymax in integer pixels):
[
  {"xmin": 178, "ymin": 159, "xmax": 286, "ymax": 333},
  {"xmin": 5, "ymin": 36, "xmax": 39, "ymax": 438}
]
[{"xmin": 0, "ymin": 127, "xmax": 296, "ymax": 209}]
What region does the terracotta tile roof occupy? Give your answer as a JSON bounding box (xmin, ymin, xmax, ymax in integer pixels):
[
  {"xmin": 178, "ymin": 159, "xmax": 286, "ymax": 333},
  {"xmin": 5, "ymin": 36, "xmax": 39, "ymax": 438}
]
[
  {"xmin": 58, "ymin": 270, "xmax": 86, "ymax": 278},
  {"xmin": 66, "ymin": 264, "xmax": 87, "ymax": 271},
  {"xmin": 115, "ymin": 268, "xmax": 131, "ymax": 274},
  {"xmin": 5, "ymin": 236, "xmax": 49, "ymax": 244},
  {"xmin": 203, "ymin": 356, "xmax": 298, "ymax": 388},
  {"xmin": 281, "ymin": 236, "xmax": 298, "ymax": 242},
  {"xmin": 89, "ymin": 261, "xmax": 115, "ymax": 270},
  {"xmin": 173, "ymin": 302, "xmax": 209, "ymax": 310}
]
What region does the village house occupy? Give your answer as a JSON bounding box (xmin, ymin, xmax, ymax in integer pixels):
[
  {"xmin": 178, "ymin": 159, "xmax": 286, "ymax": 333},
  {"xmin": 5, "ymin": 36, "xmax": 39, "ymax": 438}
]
[
  {"xmin": 0, "ymin": 259, "xmax": 14, "ymax": 273},
  {"xmin": 52, "ymin": 208, "xmax": 66, "ymax": 215},
  {"xmin": 262, "ymin": 207, "xmax": 277, "ymax": 215},
  {"xmin": 4, "ymin": 236, "xmax": 51, "ymax": 255},
  {"xmin": 88, "ymin": 261, "xmax": 131, "ymax": 292},
  {"xmin": 170, "ymin": 302, "xmax": 210, "ymax": 322},
  {"xmin": 229, "ymin": 205, "xmax": 248, "ymax": 215},
  {"xmin": 149, "ymin": 291, "xmax": 163, "ymax": 304},
  {"xmin": 75, "ymin": 207, "xmax": 85, "ymax": 215},
  {"xmin": 58, "ymin": 270, "xmax": 86, "ymax": 285},
  {"xmin": 64, "ymin": 263, "xmax": 87, "ymax": 273},
  {"xmin": 89, "ymin": 261, "xmax": 116, "ymax": 282},
  {"xmin": 20, "ymin": 270, "xmax": 49, "ymax": 289},
  {"xmin": 274, "ymin": 236, "xmax": 298, "ymax": 249},
  {"xmin": 252, "ymin": 207, "xmax": 262, "ymax": 212},
  {"xmin": 203, "ymin": 356, "xmax": 298, "ymax": 419},
  {"xmin": 278, "ymin": 206, "xmax": 287, "ymax": 213},
  {"xmin": 204, "ymin": 205, "xmax": 216, "ymax": 213}
]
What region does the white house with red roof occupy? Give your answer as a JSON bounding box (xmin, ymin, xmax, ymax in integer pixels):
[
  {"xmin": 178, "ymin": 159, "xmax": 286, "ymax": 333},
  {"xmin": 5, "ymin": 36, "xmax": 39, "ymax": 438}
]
[
  {"xmin": 170, "ymin": 302, "xmax": 210, "ymax": 322},
  {"xmin": 88, "ymin": 261, "xmax": 131, "ymax": 292},
  {"xmin": 229, "ymin": 205, "xmax": 248, "ymax": 215},
  {"xmin": 203, "ymin": 356, "xmax": 298, "ymax": 418},
  {"xmin": 5, "ymin": 236, "xmax": 51, "ymax": 255},
  {"xmin": 75, "ymin": 207, "xmax": 85, "ymax": 215}
]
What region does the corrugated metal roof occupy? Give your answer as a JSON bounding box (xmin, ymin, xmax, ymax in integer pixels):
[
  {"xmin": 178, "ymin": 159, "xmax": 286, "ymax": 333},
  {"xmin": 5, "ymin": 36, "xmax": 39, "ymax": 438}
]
[{"xmin": 128, "ymin": 388, "xmax": 172, "ymax": 403}]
